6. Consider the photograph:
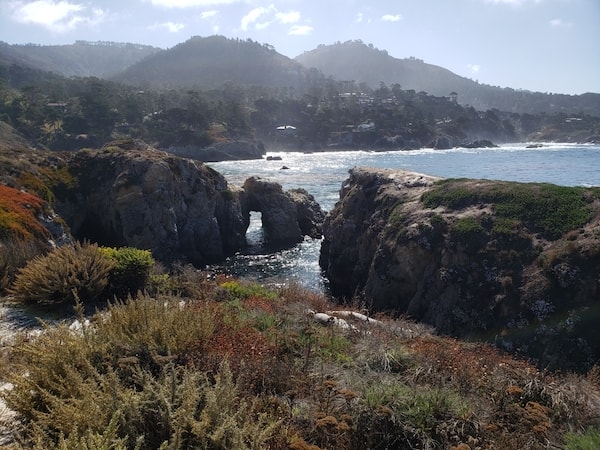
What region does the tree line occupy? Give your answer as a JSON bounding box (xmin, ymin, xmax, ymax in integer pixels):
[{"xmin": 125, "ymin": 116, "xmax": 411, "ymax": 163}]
[{"xmin": 1, "ymin": 62, "xmax": 598, "ymax": 153}]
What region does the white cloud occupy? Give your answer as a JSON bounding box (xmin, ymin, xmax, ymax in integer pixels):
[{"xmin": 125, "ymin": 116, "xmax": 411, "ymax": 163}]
[
  {"xmin": 381, "ymin": 14, "xmax": 403, "ymax": 22},
  {"xmin": 241, "ymin": 6, "xmax": 272, "ymax": 31},
  {"xmin": 200, "ymin": 10, "xmax": 218, "ymax": 19},
  {"xmin": 146, "ymin": 0, "xmax": 238, "ymax": 7},
  {"xmin": 149, "ymin": 21, "xmax": 185, "ymax": 32},
  {"xmin": 468, "ymin": 63, "xmax": 481, "ymax": 75},
  {"xmin": 288, "ymin": 24, "xmax": 312, "ymax": 35},
  {"xmin": 165, "ymin": 21, "xmax": 185, "ymax": 32},
  {"xmin": 255, "ymin": 21, "xmax": 272, "ymax": 30},
  {"xmin": 275, "ymin": 10, "xmax": 300, "ymax": 24},
  {"xmin": 549, "ymin": 18, "xmax": 571, "ymax": 28},
  {"xmin": 240, "ymin": 5, "xmax": 304, "ymax": 31},
  {"xmin": 9, "ymin": 0, "xmax": 107, "ymax": 32},
  {"xmin": 354, "ymin": 12, "xmax": 372, "ymax": 24}
]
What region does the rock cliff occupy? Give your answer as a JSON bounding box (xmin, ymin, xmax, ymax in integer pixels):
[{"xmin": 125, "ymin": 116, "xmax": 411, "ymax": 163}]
[
  {"xmin": 56, "ymin": 143, "xmax": 246, "ymax": 265},
  {"xmin": 320, "ymin": 167, "xmax": 600, "ymax": 371},
  {"xmin": 49, "ymin": 141, "xmax": 324, "ymax": 266}
]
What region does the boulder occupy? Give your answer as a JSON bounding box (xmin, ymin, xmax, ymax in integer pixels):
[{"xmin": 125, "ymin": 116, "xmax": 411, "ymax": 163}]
[
  {"xmin": 320, "ymin": 167, "xmax": 600, "ymax": 372},
  {"xmin": 461, "ymin": 140, "xmax": 498, "ymax": 148}
]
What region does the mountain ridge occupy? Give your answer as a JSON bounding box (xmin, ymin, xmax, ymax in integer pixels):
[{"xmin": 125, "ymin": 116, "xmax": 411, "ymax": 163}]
[
  {"xmin": 0, "ymin": 40, "xmax": 160, "ymax": 78},
  {"xmin": 294, "ymin": 40, "xmax": 600, "ymax": 116},
  {"xmin": 1, "ymin": 36, "xmax": 598, "ymax": 116}
]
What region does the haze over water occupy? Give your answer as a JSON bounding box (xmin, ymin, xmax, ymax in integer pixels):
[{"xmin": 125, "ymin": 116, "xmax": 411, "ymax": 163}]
[{"xmin": 208, "ymin": 143, "xmax": 600, "ymax": 292}]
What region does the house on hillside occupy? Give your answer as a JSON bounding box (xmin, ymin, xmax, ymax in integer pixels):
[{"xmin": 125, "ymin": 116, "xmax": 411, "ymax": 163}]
[{"xmin": 276, "ymin": 125, "xmax": 297, "ymax": 135}]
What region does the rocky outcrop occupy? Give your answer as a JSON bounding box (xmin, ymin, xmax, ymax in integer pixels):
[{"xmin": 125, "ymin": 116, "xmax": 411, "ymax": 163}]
[
  {"xmin": 460, "ymin": 139, "xmax": 497, "ymax": 149},
  {"xmin": 57, "ymin": 143, "xmax": 247, "ymax": 265},
  {"xmin": 166, "ymin": 140, "xmax": 265, "ymax": 162},
  {"xmin": 320, "ymin": 167, "xmax": 600, "ymax": 371},
  {"xmin": 241, "ymin": 177, "xmax": 325, "ymax": 245},
  {"xmin": 52, "ymin": 142, "xmax": 324, "ymax": 265},
  {"xmin": 431, "ymin": 135, "xmax": 452, "ymax": 150}
]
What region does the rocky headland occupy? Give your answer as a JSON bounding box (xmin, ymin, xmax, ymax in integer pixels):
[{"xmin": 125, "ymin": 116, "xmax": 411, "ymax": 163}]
[
  {"xmin": 0, "ymin": 139, "xmax": 324, "ymax": 267},
  {"xmin": 320, "ymin": 167, "xmax": 600, "ymax": 371}
]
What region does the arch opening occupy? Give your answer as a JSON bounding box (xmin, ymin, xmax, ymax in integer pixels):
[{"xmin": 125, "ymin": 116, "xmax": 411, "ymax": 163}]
[{"xmin": 245, "ymin": 210, "xmax": 266, "ymax": 253}]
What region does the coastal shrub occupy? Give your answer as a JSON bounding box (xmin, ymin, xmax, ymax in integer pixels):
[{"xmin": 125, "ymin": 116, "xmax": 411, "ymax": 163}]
[
  {"xmin": 564, "ymin": 427, "xmax": 600, "ymax": 450},
  {"xmin": 421, "ymin": 179, "xmax": 477, "ymax": 209},
  {"xmin": 99, "ymin": 246, "xmax": 154, "ymax": 298},
  {"xmin": 5, "ymin": 320, "xmax": 280, "ymax": 449},
  {"xmin": 38, "ymin": 165, "xmax": 77, "ymax": 199},
  {"xmin": 9, "ymin": 241, "xmax": 114, "ymax": 305},
  {"xmin": 3, "ymin": 273, "xmax": 599, "ymax": 449},
  {"xmin": 0, "ymin": 185, "xmax": 51, "ymax": 241},
  {"xmin": 220, "ymin": 279, "xmax": 278, "ymax": 301},
  {"xmin": 3, "ymin": 293, "xmax": 281, "ymax": 449},
  {"xmin": 422, "ymin": 179, "xmax": 592, "ymax": 240},
  {"xmin": 17, "ymin": 172, "xmax": 54, "ymax": 203},
  {"xmin": 221, "ymin": 188, "xmax": 235, "ymax": 200},
  {"xmin": 0, "ymin": 239, "xmax": 41, "ymax": 293},
  {"xmin": 449, "ymin": 217, "xmax": 486, "ymax": 247},
  {"xmin": 97, "ymin": 294, "xmax": 216, "ymax": 360},
  {"xmin": 34, "ymin": 414, "xmax": 129, "ymax": 450},
  {"xmin": 491, "ymin": 183, "xmax": 590, "ymax": 240}
]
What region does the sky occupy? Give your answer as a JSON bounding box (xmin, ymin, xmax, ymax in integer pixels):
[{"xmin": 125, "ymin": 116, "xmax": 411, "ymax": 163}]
[{"xmin": 1, "ymin": 0, "xmax": 599, "ymax": 95}]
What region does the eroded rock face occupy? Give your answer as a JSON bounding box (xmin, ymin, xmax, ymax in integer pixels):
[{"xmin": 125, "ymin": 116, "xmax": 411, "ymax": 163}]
[
  {"xmin": 57, "ymin": 144, "xmax": 246, "ymax": 265},
  {"xmin": 320, "ymin": 167, "xmax": 600, "ymax": 371},
  {"xmin": 241, "ymin": 177, "xmax": 325, "ymax": 245},
  {"xmin": 54, "ymin": 143, "xmax": 325, "ymax": 265}
]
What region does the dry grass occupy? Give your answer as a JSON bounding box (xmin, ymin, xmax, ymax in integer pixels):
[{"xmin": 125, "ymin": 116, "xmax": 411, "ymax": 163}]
[{"xmin": 0, "ymin": 269, "xmax": 599, "ymax": 449}]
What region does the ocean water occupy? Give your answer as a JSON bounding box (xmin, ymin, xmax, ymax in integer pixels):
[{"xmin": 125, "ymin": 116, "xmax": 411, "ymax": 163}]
[{"xmin": 208, "ymin": 143, "xmax": 600, "ymax": 292}]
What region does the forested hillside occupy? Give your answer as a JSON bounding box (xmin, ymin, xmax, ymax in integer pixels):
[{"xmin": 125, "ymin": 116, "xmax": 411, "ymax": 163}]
[
  {"xmin": 0, "ymin": 40, "xmax": 159, "ymax": 78},
  {"xmin": 1, "ymin": 37, "xmax": 598, "ymax": 155},
  {"xmin": 295, "ymin": 40, "xmax": 600, "ymax": 116},
  {"xmin": 111, "ymin": 35, "xmax": 322, "ymax": 92}
]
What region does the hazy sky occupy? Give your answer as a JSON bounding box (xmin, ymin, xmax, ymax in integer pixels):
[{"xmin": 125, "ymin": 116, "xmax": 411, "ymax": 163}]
[{"xmin": 1, "ymin": 0, "xmax": 599, "ymax": 95}]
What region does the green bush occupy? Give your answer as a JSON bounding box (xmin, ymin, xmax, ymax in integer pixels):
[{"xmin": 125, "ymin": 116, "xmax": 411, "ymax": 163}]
[
  {"xmin": 220, "ymin": 280, "xmax": 278, "ymax": 301},
  {"xmin": 564, "ymin": 427, "xmax": 600, "ymax": 450},
  {"xmin": 421, "ymin": 179, "xmax": 477, "ymax": 209},
  {"xmin": 422, "ymin": 179, "xmax": 593, "ymax": 240},
  {"xmin": 100, "ymin": 246, "xmax": 154, "ymax": 298},
  {"xmin": 449, "ymin": 217, "xmax": 486, "ymax": 247},
  {"xmin": 9, "ymin": 241, "xmax": 114, "ymax": 305}
]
